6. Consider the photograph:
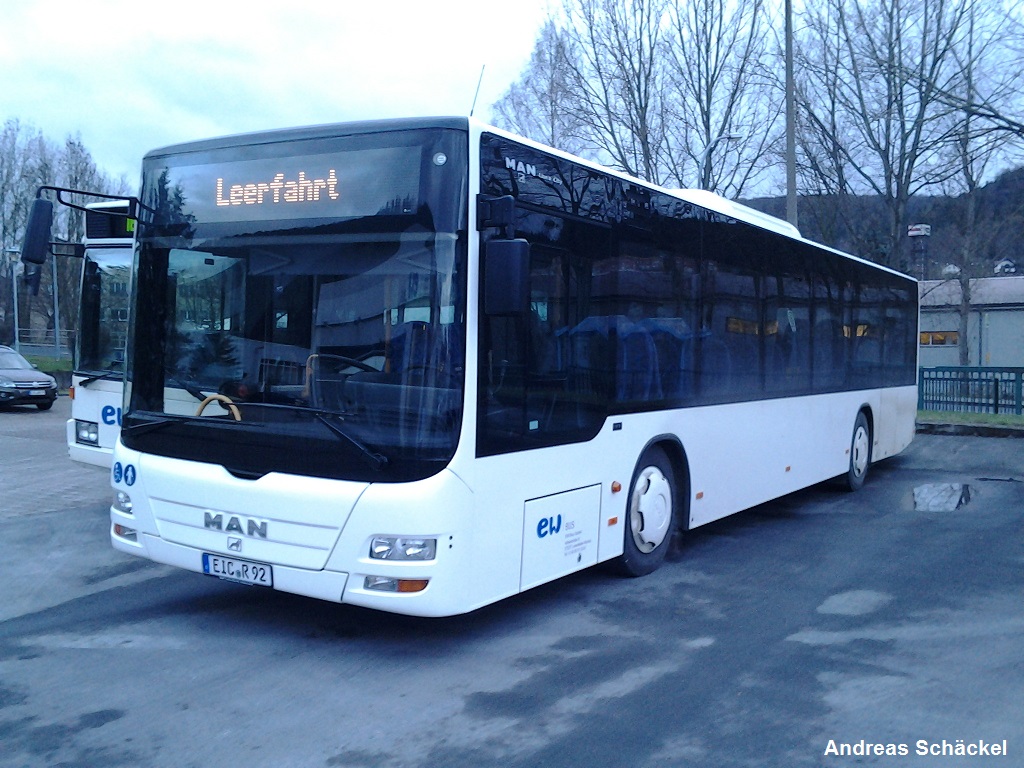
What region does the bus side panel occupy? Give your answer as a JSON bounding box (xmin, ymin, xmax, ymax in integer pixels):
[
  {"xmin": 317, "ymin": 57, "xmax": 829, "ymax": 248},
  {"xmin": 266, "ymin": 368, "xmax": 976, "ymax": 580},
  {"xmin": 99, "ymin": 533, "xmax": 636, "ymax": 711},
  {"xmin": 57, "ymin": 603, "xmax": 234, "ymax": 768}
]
[
  {"xmin": 674, "ymin": 391, "xmax": 889, "ymax": 529},
  {"xmin": 521, "ymin": 484, "xmax": 601, "ymax": 591},
  {"xmin": 875, "ymin": 385, "xmax": 917, "ymax": 461},
  {"xmin": 466, "ymin": 425, "xmax": 639, "ymax": 601}
]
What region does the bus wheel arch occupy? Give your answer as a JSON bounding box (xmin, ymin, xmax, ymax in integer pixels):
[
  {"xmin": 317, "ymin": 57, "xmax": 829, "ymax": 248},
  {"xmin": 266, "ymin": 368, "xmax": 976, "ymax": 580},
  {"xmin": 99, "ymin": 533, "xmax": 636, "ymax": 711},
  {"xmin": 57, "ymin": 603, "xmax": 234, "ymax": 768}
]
[
  {"xmin": 844, "ymin": 407, "xmax": 873, "ymax": 492},
  {"xmin": 616, "ymin": 437, "xmax": 690, "ymax": 577}
]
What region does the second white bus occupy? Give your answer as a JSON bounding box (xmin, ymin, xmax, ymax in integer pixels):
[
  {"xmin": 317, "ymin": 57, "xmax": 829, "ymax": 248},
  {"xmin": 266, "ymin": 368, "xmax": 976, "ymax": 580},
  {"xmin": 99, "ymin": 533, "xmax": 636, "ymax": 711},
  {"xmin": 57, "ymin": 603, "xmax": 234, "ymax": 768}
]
[{"xmin": 67, "ymin": 201, "xmax": 133, "ymax": 467}]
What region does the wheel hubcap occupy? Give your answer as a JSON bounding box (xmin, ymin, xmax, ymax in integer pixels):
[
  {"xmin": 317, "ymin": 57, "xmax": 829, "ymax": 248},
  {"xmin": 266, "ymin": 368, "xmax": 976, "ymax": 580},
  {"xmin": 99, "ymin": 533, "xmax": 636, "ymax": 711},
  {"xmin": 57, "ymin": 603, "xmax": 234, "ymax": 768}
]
[
  {"xmin": 852, "ymin": 426, "xmax": 869, "ymax": 477},
  {"xmin": 630, "ymin": 466, "xmax": 672, "ymax": 553}
]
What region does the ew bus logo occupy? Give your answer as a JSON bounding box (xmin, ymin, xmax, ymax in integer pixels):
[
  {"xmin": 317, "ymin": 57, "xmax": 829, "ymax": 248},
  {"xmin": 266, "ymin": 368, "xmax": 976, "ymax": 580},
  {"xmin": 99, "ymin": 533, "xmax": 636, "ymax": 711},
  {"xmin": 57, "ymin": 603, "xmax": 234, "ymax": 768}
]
[
  {"xmin": 101, "ymin": 405, "xmax": 122, "ymax": 426},
  {"xmin": 536, "ymin": 514, "xmax": 562, "ymax": 539}
]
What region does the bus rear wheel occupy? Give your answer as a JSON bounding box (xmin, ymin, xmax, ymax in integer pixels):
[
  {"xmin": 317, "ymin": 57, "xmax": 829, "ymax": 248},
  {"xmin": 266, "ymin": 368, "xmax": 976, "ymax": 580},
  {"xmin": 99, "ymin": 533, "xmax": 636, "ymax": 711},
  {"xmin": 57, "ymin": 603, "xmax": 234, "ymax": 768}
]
[
  {"xmin": 844, "ymin": 411, "xmax": 871, "ymax": 491},
  {"xmin": 617, "ymin": 446, "xmax": 675, "ymax": 577}
]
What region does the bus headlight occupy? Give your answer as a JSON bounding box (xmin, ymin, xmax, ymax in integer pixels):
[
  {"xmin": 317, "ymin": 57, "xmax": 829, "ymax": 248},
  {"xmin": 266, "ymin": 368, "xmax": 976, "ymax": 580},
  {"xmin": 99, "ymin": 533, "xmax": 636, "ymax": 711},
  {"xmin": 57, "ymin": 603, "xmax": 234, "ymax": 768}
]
[
  {"xmin": 114, "ymin": 491, "xmax": 133, "ymax": 514},
  {"xmin": 75, "ymin": 420, "xmax": 100, "ymax": 446},
  {"xmin": 369, "ymin": 536, "xmax": 436, "ymax": 561}
]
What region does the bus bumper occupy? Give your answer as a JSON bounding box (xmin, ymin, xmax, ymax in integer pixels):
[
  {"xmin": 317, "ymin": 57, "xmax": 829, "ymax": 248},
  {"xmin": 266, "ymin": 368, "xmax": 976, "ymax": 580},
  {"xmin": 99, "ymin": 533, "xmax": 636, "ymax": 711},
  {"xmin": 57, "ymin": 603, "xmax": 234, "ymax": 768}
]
[
  {"xmin": 111, "ymin": 526, "xmax": 351, "ymax": 604},
  {"xmin": 67, "ymin": 418, "xmax": 114, "ymax": 468}
]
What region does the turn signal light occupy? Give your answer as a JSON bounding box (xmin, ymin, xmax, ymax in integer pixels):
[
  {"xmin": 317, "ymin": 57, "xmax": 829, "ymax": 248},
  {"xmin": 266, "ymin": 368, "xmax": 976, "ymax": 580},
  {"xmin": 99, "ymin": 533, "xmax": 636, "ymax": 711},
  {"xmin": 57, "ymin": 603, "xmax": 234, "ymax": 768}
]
[
  {"xmin": 364, "ymin": 576, "xmax": 430, "ymax": 593},
  {"xmin": 397, "ymin": 579, "xmax": 429, "ymax": 593},
  {"xmin": 113, "ymin": 523, "xmax": 138, "ymax": 542}
]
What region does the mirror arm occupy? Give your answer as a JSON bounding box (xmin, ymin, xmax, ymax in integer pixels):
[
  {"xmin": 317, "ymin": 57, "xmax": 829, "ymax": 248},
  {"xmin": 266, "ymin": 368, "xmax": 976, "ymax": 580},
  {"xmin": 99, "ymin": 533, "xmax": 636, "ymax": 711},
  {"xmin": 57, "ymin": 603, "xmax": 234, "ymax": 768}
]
[
  {"xmin": 36, "ymin": 185, "xmax": 146, "ymax": 219},
  {"xmin": 477, "ymin": 194, "xmax": 516, "ymax": 238}
]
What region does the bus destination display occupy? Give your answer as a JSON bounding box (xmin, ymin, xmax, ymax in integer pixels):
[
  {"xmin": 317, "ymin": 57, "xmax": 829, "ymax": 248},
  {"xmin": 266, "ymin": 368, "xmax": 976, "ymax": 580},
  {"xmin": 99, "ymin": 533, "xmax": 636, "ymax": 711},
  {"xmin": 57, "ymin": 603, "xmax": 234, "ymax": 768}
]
[{"xmin": 159, "ymin": 146, "xmax": 422, "ymax": 225}]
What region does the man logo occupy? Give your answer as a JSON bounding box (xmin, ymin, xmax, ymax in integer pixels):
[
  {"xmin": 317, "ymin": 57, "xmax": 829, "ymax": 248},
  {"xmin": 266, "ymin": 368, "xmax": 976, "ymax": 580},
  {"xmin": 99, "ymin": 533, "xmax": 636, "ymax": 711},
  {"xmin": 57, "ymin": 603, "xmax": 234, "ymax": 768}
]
[
  {"xmin": 204, "ymin": 512, "xmax": 269, "ymax": 539},
  {"xmin": 228, "ymin": 538, "xmax": 242, "ymax": 552}
]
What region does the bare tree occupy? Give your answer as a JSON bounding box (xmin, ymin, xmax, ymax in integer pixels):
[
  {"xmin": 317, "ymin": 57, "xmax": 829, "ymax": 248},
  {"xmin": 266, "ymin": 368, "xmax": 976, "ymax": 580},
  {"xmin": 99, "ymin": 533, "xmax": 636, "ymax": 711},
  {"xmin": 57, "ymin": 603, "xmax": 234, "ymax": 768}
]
[
  {"xmin": 663, "ymin": 0, "xmax": 781, "ymax": 196},
  {"xmin": 792, "ymin": 2, "xmax": 853, "ymax": 242},
  {"xmin": 0, "ymin": 120, "xmax": 59, "ymax": 345},
  {"xmin": 796, "ymin": 0, "xmax": 975, "ymax": 268},
  {"xmin": 493, "ymin": 0, "xmax": 670, "ymax": 181},
  {"xmin": 556, "ymin": 0, "xmax": 671, "ymax": 183},
  {"xmin": 924, "ymin": 3, "xmax": 1024, "ymax": 151},
  {"xmin": 492, "ymin": 21, "xmax": 587, "ymax": 155},
  {"xmin": 494, "ymin": 0, "xmax": 780, "ymax": 196},
  {"xmin": 0, "ymin": 119, "xmax": 129, "ymax": 349}
]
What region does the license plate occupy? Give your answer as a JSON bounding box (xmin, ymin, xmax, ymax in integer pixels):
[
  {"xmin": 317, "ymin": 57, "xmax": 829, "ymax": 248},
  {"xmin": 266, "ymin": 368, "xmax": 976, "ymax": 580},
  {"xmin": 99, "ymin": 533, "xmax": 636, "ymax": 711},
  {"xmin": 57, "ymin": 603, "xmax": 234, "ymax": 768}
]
[
  {"xmin": 29, "ymin": 389, "xmax": 45, "ymax": 396},
  {"xmin": 202, "ymin": 553, "xmax": 273, "ymax": 587}
]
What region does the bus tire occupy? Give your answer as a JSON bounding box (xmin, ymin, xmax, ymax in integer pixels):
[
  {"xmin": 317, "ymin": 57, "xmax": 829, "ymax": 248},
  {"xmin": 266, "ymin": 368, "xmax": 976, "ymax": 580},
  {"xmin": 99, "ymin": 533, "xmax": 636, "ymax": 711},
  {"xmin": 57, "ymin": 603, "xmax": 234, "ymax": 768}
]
[
  {"xmin": 617, "ymin": 446, "xmax": 676, "ymax": 577},
  {"xmin": 844, "ymin": 411, "xmax": 871, "ymax": 491}
]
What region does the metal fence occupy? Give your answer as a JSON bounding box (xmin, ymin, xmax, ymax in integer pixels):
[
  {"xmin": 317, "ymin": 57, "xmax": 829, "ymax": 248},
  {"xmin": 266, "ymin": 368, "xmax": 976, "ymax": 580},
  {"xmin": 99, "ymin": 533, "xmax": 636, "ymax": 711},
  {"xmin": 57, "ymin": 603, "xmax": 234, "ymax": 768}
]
[
  {"xmin": 918, "ymin": 367, "xmax": 1024, "ymax": 415},
  {"xmin": 11, "ymin": 329, "xmax": 73, "ymax": 359}
]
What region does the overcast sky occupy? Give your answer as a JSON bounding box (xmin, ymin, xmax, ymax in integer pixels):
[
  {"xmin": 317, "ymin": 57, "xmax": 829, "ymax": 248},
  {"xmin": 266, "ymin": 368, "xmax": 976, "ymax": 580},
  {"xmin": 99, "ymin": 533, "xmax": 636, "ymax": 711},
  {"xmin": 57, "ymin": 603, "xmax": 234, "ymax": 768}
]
[{"xmin": 0, "ymin": 0, "xmax": 551, "ymax": 183}]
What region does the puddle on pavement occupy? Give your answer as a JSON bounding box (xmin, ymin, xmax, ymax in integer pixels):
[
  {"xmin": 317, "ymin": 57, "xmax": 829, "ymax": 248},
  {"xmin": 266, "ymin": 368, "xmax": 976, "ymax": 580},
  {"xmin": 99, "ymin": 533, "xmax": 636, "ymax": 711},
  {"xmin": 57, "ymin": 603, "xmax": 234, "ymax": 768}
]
[
  {"xmin": 817, "ymin": 590, "xmax": 894, "ymax": 616},
  {"xmin": 913, "ymin": 483, "xmax": 971, "ymax": 512}
]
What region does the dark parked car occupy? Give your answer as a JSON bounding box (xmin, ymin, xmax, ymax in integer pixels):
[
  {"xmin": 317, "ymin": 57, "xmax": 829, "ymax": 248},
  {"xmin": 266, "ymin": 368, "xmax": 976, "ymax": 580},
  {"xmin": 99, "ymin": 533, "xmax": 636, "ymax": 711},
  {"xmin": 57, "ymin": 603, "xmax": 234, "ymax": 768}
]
[{"xmin": 0, "ymin": 345, "xmax": 58, "ymax": 410}]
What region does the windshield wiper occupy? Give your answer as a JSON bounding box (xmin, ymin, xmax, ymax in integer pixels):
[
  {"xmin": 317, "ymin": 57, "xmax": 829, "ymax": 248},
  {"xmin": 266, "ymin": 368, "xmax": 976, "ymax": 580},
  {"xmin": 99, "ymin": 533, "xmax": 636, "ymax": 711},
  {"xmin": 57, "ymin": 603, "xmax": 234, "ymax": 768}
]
[
  {"xmin": 124, "ymin": 400, "xmax": 389, "ymax": 471},
  {"xmin": 167, "ymin": 376, "xmax": 208, "ymax": 402},
  {"xmin": 122, "ymin": 416, "xmax": 177, "ymax": 436},
  {"xmin": 232, "ymin": 401, "xmax": 389, "ymax": 471},
  {"xmin": 78, "ymin": 370, "xmax": 122, "ymax": 387},
  {"xmin": 314, "ymin": 412, "xmax": 389, "ymax": 471}
]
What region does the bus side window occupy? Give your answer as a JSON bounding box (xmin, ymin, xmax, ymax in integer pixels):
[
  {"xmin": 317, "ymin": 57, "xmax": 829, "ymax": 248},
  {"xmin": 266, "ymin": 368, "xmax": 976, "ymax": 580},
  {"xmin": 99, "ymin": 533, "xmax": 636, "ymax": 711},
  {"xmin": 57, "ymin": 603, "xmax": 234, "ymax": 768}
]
[
  {"xmin": 478, "ymin": 222, "xmax": 607, "ymax": 455},
  {"xmin": 764, "ymin": 270, "xmax": 812, "ymax": 395},
  {"xmin": 701, "ymin": 258, "xmax": 759, "ymax": 399},
  {"xmin": 850, "ymin": 283, "xmax": 883, "ymax": 387}
]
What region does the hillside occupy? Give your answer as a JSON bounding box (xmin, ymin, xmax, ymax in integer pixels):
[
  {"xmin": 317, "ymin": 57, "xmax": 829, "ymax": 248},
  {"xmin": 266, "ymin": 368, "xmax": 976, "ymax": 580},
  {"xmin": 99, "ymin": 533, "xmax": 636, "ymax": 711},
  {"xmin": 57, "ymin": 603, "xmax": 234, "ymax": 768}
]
[{"xmin": 746, "ymin": 167, "xmax": 1024, "ymax": 277}]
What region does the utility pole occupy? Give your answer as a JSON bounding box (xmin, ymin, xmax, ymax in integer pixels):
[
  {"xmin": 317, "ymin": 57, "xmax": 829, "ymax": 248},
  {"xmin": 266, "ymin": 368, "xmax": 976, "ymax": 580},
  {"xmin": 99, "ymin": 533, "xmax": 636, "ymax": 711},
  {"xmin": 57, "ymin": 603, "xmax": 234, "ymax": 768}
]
[
  {"xmin": 785, "ymin": 0, "xmax": 798, "ymax": 228},
  {"xmin": 3, "ymin": 248, "xmax": 20, "ymax": 351},
  {"xmin": 51, "ymin": 252, "xmax": 60, "ymax": 355}
]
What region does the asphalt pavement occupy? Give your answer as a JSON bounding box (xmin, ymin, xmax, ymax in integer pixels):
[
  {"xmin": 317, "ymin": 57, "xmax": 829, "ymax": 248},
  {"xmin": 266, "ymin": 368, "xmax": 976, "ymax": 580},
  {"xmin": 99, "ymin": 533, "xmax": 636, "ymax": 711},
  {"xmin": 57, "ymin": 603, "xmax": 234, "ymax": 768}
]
[
  {"xmin": 2, "ymin": 396, "xmax": 1023, "ymax": 767},
  {"xmin": 0, "ymin": 396, "xmax": 112, "ymax": 520}
]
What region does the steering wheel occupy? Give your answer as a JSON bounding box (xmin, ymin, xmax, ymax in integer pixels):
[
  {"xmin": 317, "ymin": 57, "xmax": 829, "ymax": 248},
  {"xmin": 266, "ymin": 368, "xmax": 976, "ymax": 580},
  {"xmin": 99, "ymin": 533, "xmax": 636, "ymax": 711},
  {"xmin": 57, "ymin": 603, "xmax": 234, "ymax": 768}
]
[{"xmin": 195, "ymin": 393, "xmax": 241, "ymax": 421}]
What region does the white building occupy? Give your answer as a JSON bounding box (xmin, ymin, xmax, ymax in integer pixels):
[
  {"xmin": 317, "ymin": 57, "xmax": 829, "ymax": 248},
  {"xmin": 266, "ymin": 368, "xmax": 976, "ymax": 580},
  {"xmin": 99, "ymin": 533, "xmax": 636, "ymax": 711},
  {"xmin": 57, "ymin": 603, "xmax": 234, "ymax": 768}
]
[{"xmin": 919, "ymin": 276, "xmax": 1024, "ymax": 367}]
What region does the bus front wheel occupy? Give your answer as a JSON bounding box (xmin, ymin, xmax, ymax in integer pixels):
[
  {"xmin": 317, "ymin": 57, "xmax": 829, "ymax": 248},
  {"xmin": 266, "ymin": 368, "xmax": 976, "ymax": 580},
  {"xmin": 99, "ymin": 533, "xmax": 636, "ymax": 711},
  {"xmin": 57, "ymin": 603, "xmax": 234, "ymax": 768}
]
[
  {"xmin": 617, "ymin": 446, "xmax": 676, "ymax": 577},
  {"xmin": 844, "ymin": 412, "xmax": 872, "ymax": 491}
]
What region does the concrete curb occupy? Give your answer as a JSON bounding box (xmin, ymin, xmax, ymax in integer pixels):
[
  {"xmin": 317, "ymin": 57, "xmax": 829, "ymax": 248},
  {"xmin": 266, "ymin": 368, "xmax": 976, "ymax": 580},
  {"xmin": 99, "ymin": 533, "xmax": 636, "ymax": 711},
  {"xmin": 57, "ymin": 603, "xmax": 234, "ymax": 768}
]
[{"xmin": 916, "ymin": 421, "xmax": 1024, "ymax": 438}]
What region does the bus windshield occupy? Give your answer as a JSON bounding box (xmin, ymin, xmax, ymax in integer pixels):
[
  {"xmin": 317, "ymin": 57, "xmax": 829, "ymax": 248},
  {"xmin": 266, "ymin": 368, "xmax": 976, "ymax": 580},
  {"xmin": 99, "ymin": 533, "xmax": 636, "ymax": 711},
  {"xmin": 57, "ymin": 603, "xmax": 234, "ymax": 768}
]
[
  {"xmin": 123, "ymin": 127, "xmax": 468, "ymax": 483},
  {"xmin": 78, "ymin": 247, "xmax": 131, "ymax": 375}
]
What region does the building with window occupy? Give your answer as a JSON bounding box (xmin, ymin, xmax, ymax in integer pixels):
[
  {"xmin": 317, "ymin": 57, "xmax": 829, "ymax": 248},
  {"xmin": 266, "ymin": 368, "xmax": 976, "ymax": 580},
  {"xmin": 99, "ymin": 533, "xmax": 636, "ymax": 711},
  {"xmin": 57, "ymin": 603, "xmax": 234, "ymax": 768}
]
[{"xmin": 920, "ymin": 276, "xmax": 1024, "ymax": 367}]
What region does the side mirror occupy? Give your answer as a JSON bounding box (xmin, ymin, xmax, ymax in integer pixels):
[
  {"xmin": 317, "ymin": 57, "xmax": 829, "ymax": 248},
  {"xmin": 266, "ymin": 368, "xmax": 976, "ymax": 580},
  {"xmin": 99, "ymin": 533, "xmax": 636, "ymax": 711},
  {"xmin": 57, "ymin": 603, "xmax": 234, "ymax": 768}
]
[
  {"xmin": 484, "ymin": 239, "xmax": 530, "ymax": 316},
  {"xmin": 21, "ymin": 198, "xmax": 54, "ymax": 265}
]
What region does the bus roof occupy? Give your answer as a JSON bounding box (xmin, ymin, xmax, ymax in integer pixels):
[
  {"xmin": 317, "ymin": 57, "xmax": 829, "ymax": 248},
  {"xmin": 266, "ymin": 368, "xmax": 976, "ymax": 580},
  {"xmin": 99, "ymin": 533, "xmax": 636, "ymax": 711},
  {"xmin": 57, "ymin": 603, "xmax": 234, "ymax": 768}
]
[
  {"xmin": 141, "ymin": 115, "xmax": 914, "ymax": 284},
  {"xmin": 670, "ymin": 188, "xmax": 802, "ymax": 239},
  {"xmin": 143, "ymin": 117, "xmax": 471, "ymax": 160},
  {"xmin": 473, "ymin": 120, "xmax": 914, "ymax": 282}
]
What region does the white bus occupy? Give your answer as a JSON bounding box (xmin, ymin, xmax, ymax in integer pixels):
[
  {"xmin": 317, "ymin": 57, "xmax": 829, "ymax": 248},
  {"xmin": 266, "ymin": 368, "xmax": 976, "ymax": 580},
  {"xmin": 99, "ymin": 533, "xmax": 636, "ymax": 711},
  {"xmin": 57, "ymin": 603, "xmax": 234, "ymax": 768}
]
[
  {"xmin": 33, "ymin": 118, "xmax": 915, "ymax": 616},
  {"xmin": 67, "ymin": 201, "xmax": 133, "ymax": 467}
]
